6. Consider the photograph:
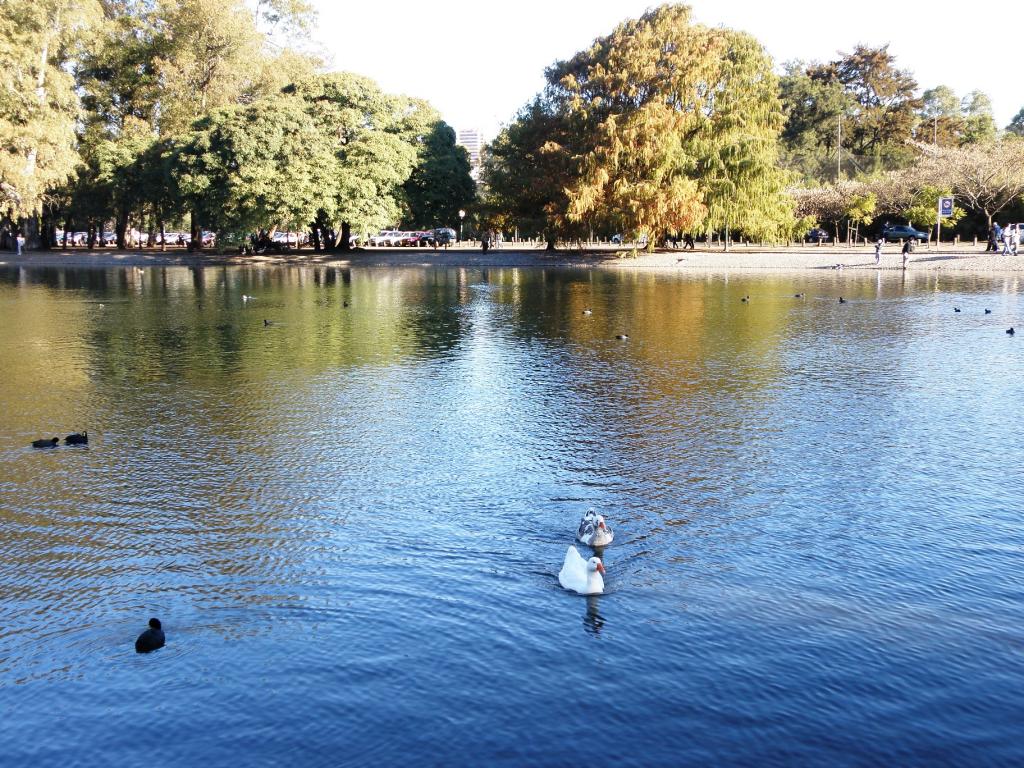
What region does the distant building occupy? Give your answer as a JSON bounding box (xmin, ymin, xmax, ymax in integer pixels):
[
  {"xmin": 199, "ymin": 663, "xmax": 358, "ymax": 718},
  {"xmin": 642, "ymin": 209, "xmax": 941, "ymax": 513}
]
[{"xmin": 457, "ymin": 128, "xmax": 484, "ymax": 174}]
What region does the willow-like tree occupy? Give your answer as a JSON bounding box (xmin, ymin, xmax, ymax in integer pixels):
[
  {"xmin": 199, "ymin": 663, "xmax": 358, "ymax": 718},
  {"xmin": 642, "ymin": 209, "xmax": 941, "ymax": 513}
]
[
  {"xmin": 0, "ymin": 0, "xmax": 99, "ymax": 227},
  {"xmin": 545, "ymin": 3, "xmax": 791, "ymax": 249}
]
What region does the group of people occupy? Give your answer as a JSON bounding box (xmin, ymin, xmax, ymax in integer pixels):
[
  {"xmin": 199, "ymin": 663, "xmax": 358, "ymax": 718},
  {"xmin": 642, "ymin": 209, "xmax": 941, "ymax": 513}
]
[{"xmin": 988, "ymin": 223, "xmax": 1021, "ymax": 256}]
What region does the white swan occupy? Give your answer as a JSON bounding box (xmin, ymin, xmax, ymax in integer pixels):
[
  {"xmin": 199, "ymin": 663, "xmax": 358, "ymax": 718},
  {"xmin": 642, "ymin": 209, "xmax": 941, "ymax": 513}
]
[
  {"xmin": 558, "ymin": 546, "xmax": 605, "ymax": 595},
  {"xmin": 576, "ymin": 510, "xmax": 614, "ymax": 547}
]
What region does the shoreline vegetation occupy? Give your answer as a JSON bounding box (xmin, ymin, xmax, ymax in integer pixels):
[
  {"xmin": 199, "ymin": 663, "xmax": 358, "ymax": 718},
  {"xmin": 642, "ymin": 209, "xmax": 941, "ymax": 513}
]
[{"xmin": 4, "ymin": 243, "xmax": 1024, "ymax": 273}]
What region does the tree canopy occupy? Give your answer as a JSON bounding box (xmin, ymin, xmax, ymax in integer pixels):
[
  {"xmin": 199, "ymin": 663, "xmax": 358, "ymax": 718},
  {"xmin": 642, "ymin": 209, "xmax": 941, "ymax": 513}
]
[{"xmin": 485, "ymin": 3, "xmax": 792, "ymax": 248}]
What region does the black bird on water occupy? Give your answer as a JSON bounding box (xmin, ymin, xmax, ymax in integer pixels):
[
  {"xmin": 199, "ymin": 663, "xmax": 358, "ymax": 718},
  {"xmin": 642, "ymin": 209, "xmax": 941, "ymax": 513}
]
[
  {"xmin": 616, "ymin": 334, "xmax": 629, "ymax": 340},
  {"xmin": 135, "ymin": 618, "xmax": 165, "ymax": 653},
  {"xmin": 794, "ymin": 293, "xmax": 805, "ymax": 298},
  {"xmin": 741, "ymin": 295, "xmax": 750, "ymax": 303},
  {"xmin": 32, "ymin": 437, "xmax": 59, "ymax": 449},
  {"xmin": 263, "ymin": 319, "xmax": 271, "ymax": 326},
  {"xmin": 985, "ymin": 309, "xmax": 992, "ymax": 314},
  {"xmin": 65, "ymin": 432, "xmax": 88, "ymax": 445},
  {"xmin": 839, "ymin": 297, "xmax": 847, "ymax": 304},
  {"xmin": 1007, "ymin": 328, "xmax": 1015, "ymax": 336},
  {"xmin": 343, "ymin": 300, "xmax": 349, "ymax": 308},
  {"xmin": 954, "ymin": 307, "xmax": 961, "ymax": 313}
]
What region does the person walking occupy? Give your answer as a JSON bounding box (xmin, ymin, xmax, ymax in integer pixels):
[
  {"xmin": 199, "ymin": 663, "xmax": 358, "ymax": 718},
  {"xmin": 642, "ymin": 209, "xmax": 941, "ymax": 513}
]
[
  {"xmin": 874, "ymin": 237, "xmax": 883, "ymax": 265},
  {"xmin": 1012, "ymin": 224, "xmax": 1020, "ymax": 257},
  {"xmin": 1002, "ymin": 224, "xmax": 1013, "ymax": 256},
  {"xmin": 683, "ymin": 233, "xmax": 695, "ymax": 250},
  {"xmin": 901, "ymin": 239, "xmax": 913, "ymax": 270},
  {"xmin": 987, "ymin": 222, "xmax": 1002, "ymax": 252}
]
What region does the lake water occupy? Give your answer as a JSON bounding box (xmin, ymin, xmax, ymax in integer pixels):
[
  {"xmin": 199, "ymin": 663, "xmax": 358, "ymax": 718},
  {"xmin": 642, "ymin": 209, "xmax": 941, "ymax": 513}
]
[{"xmin": 1, "ymin": 265, "xmax": 1022, "ymax": 767}]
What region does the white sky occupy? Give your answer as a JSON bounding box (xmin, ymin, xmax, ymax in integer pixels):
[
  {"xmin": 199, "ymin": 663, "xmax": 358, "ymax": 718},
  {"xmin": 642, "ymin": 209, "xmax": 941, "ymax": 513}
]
[{"xmin": 309, "ymin": 0, "xmax": 1023, "ymax": 141}]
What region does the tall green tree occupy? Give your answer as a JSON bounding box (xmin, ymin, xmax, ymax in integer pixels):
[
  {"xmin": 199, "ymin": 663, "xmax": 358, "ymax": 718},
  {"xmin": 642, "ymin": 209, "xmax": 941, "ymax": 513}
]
[
  {"xmin": 285, "ymin": 73, "xmax": 418, "ymax": 251},
  {"xmin": 402, "ymin": 122, "xmax": 475, "ymax": 229},
  {"xmin": 1004, "ymin": 107, "xmax": 1024, "ymax": 137},
  {"xmin": 173, "ymin": 97, "xmax": 338, "ymax": 248},
  {"xmin": 0, "ymin": 0, "xmax": 100, "ymax": 224},
  {"xmin": 960, "ymin": 90, "xmax": 996, "ymax": 144},
  {"xmin": 482, "ymin": 97, "xmax": 581, "ymax": 248},
  {"xmin": 778, "ymin": 61, "xmax": 852, "ymax": 180},
  {"xmin": 782, "ymin": 45, "xmax": 920, "ymax": 178}
]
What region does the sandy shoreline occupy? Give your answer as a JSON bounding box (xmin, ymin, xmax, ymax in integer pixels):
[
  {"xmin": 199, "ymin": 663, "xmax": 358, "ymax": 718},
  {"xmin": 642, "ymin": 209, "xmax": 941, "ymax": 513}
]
[{"xmin": 2, "ymin": 243, "xmax": 1023, "ymax": 272}]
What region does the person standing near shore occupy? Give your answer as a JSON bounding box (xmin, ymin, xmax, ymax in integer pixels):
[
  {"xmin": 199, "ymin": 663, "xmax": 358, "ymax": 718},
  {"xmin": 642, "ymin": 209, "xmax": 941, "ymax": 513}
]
[
  {"xmin": 1002, "ymin": 224, "xmax": 1013, "ymax": 256},
  {"xmin": 15, "ymin": 231, "xmax": 24, "ymax": 256},
  {"xmin": 988, "ymin": 223, "xmax": 1001, "ymax": 252},
  {"xmin": 1012, "ymin": 224, "xmax": 1020, "ymax": 256},
  {"xmin": 874, "ymin": 237, "xmax": 883, "ymax": 265},
  {"xmin": 901, "ymin": 239, "xmax": 913, "ymax": 270}
]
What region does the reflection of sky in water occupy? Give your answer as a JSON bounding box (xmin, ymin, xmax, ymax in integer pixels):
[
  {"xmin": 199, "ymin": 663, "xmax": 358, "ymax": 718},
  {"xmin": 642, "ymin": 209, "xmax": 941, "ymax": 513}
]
[{"xmin": 0, "ymin": 266, "xmax": 1022, "ymax": 767}]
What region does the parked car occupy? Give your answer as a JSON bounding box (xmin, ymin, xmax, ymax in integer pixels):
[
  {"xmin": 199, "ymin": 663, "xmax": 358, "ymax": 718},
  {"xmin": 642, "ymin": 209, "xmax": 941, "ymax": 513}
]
[
  {"xmin": 805, "ymin": 227, "xmax": 830, "ymax": 243},
  {"xmin": 398, "ymin": 231, "xmax": 423, "ymax": 246},
  {"xmin": 882, "ymin": 224, "xmax": 929, "ymax": 242},
  {"xmin": 416, "ymin": 232, "xmax": 437, "ymax": 247},
  {"xmin": 433, "ymin": 228, "xmax": 457, "ymax": 245}
]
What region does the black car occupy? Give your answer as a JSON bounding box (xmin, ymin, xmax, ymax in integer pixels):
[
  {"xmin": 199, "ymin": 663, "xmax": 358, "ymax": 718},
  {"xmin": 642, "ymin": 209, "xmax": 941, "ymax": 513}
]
[
  {"xmin": 432, "ymin": 228, "xmax": 457, "ymax": 246},
  {"xmin": 882, "ymin": 225, "xmax": 929, "ymax": 242},
  {"xmin": 805, "ymin": 227, "xmax": 830, "ymax": 243}
]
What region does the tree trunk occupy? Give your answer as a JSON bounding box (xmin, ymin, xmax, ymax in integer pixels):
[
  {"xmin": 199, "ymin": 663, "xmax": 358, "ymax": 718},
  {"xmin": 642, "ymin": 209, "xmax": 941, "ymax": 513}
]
[
  {"xmin": 115, "ymin": 208, "xmax": 129, "ymax": 250},
  {"xmin": 339, "ymin": 221, "xmax": 352, "ymax": 252},
  {"xmin": 87, "ymin": 222, "xmax": 96, "ymax": 250},
  {"xmin": 159, "ymin": 217, "xmax": 166, "ymax": 252},
  {"xmin": 189, "ymin": 210, "xmax": 202, "ymax": 252}
]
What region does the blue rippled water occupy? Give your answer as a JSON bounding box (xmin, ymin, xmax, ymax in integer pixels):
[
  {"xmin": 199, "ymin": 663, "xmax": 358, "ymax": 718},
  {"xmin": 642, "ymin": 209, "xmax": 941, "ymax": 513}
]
[{"xmin": 0, "ymin": 265, "xmax": 1022, "ymax": 767}]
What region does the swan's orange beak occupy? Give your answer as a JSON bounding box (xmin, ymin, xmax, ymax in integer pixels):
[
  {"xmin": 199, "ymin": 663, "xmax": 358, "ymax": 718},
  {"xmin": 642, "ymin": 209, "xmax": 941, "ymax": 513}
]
[
  {"xmin": 598, "ymin": 521, "xmax": 606, "ymax": 529},
  {"xmin": 596, "ymin": 562, "xmax": 606, "ymax": 574}
]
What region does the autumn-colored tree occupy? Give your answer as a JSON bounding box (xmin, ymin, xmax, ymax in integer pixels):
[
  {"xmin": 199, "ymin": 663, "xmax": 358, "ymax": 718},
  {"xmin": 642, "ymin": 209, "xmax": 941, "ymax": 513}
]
[
  {"xmin": 481, "ymin": 97, "xmax": 583, "ymax": 248},
  {"xmin": 543, "ymin": 3, "xmax": 791, "ymax": 249}
]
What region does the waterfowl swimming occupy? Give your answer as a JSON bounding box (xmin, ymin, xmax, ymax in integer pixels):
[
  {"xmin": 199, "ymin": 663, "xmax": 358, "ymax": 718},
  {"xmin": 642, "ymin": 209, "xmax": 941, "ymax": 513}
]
[
  {"xmin": 134, "ymin": 617, "xmax": 165, "ymax": 653},
  {"xmin": 242, "ymin": 294, "xmax": 254, "ymax": 302},
  {"xmin": 954, "ymin": 307, "xmax": 961, "ymax": 313},
  {"xmin": 32, "ymin": 437, "xmax": 59, "ymax": 449},
  {"xmin": 576, "ymin": 510, "xmax": 614, "ymax": 547},
  {"xmin": 342, "ymin": 300, "xmax": 349, "ymax": 308},
  {"xmin": 794, "ymin": 293, "xmax": 805, "ymax": 298},
  {"xmin": 65, "ymin": 432, "xmax": 88, "ymax": 445},
  {"xmin": 616, "ymin": 334, "xmax": 629, "ymax": 340},
  {"xmin": 985, "ymin": 309, "xmax": 992, "ymax": 314},
  {"xmin": 263, "ymin": 319, "xmax": 271, "ymax": 326},
  {"xmin": 839, "ymin": 297, "xmax": 847, "ymax": 304},
  {"xmin": 558, "ymin": 546, "xmax": 605, "ymax": 595},
  {"xmin": 1008, "ymin": 327, "xmax": 1015, "ymax": 335},
  {"xmin": 582, "ymin": 308, "xmax": 592, "ymax": 315},
  {"xmin": 741, "ymin": 295, "xmax": 750, "ymax": 303}
]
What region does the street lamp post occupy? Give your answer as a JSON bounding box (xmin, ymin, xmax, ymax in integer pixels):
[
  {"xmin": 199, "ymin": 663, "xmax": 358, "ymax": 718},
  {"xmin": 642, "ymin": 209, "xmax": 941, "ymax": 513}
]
[{"xmin": 458, "ymin": 209, "xmax": 465, "ymax": 243}]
